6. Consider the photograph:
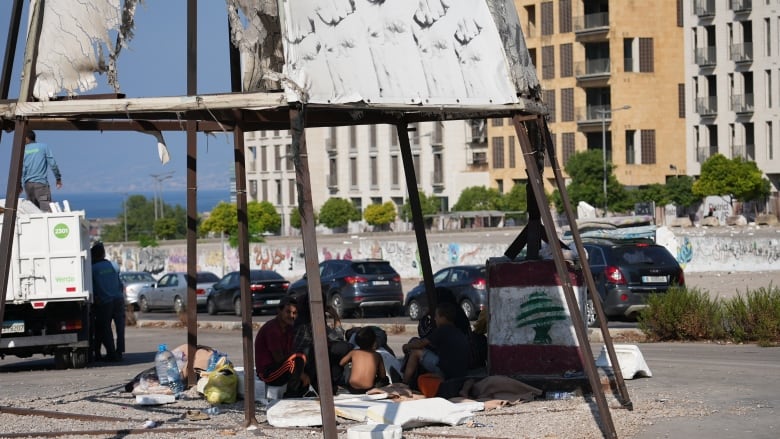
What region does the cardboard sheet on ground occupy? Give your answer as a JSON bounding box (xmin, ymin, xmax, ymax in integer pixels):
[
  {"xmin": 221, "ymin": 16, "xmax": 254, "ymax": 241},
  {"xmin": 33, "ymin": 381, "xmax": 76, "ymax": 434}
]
[
  {"xmin": 365, "ymin": 397, "xmax": 475, "ymax": 428},
  {"xmin": 267, "ymin": 393, "xmax": 389, "ymax": 427}
]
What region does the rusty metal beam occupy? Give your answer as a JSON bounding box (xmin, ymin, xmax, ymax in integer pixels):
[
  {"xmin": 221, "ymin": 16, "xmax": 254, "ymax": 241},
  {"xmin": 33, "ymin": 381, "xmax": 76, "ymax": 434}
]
[
  {"xmin": 512, "ymin": 114, "xmax": 617, "ymax": 439},
  {"xmin": 290, "ymin": 104, "xmax": 338, "ymax": 439}
]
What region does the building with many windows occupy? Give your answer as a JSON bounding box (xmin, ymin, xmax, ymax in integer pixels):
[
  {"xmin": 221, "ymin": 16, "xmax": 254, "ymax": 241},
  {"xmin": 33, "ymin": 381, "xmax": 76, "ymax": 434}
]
[
  {"xmin": 685, "ymin": 0, "xmax": 779, "ymax": 192},
  {"xmin": 490, "ymin": 0, "xmax": 687, "ymax": 201},
  {"xmin": 242, "ymin": 121, "xmax": 490, "ymax": 235}
]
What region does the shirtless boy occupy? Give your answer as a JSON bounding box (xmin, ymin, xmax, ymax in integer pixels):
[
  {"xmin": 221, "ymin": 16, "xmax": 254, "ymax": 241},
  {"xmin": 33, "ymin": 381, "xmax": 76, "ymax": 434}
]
[{"xmin": 339, "ymin": 327, "xmax": 389, "ymax": 393}]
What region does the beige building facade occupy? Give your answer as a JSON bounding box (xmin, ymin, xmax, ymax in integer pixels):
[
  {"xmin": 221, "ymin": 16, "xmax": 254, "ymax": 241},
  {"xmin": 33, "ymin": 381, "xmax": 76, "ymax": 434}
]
[{"xmin": 490, "ymin": 0, "xmax": 687, "ymax": 201}]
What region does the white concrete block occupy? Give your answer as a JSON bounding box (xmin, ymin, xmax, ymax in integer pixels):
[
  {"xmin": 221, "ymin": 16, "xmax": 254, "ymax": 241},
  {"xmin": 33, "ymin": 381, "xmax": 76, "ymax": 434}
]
[
  {"xmin": 595, "ymin": 344, "xmax": 652, "ymax": 379},
  {"xmin": 347, "ymin": 424, "xmax": 402, "ymax": 439},
  {"xmin": 266, "ymin": 399, "xmax": 323, "ymax": 427},
  {"xmin": 365, "ymin": 397, "xmax": 474, "ymax": 428}
]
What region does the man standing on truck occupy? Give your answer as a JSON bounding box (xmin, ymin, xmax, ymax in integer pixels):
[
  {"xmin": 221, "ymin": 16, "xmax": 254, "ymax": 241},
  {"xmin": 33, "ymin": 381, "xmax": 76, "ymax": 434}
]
[
  {"xmin": 21, "ymin": 130, "xmax": 62, "ymax": 212},
  {"xmin": 91, "ymin": 242, "xmax": 125, "ymax": 362}
]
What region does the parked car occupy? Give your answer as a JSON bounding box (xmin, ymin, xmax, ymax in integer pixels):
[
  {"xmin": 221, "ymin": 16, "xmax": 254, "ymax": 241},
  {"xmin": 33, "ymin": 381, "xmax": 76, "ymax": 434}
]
[
  {"xmin": 404, "ymin": 264, "xmax": 487, "ymax": 321},
  {"xmin": 287, "ymin": 259, "xmax": 404, "ymax": 318},
  {"xmin": 120, "ymin": 271, "xmax": 157, "ymax": 311},
  {"xmin": 581, "ymin": 239, "xmax": 685, "ymax": 327},
  {"xmin": 136, "ymin": 271, "xmax": 220, "ymax": 313},
  {"xmin": 206, "ymin": 270, "xmax": 290, "ymax": 316}
]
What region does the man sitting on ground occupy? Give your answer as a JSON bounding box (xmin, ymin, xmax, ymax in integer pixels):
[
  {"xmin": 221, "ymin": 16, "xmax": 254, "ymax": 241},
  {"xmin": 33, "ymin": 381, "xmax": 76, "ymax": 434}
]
[
  {"xmin": 402, "ymin": 301, "xmax": 469, "ymax": 385},
  {"xmin": 254, "ymin": 296, "xmax": 309, "ymax": 397}
]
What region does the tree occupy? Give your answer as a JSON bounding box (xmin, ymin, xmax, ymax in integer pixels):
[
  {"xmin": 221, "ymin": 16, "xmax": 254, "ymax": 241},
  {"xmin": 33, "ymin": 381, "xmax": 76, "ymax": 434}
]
[
  {"xmin": 499, "ymin": 183, "xmax": 528, "ymax": 212},
  {"xmin": 199, "ymin": 201, "xmax": 279, "ymax": 246},
  {"xmin": 102, "ymin": 194, "xmax": 188, "ymax": 243},
  {"xmin": 665, "ymin": 175, "xmax": 698, "ymax": 207},
  {"xmin": 289, "ymin": 207, "xmax": 318, "ymax": 229},
  {"xmin": 693, "ymin": 154, "xmax": 771, "ymax": 205},
  {"xmin": 364, "ymin": 202, "xmax": 397, "ymax": 231},
  {"xmin": 318, "ymin": 198, "xmax": 361, "ymax": 229},
  {"xmin": 452, "ymin": 186, "xmax": 502, "ymax": 211},
  {"xmin": 400, "ymin": 191, "xmax": 440, "ymax": 221},
  {"xmin": 551, "ymin": 150, "xmax": 628, "ymax": 214}
]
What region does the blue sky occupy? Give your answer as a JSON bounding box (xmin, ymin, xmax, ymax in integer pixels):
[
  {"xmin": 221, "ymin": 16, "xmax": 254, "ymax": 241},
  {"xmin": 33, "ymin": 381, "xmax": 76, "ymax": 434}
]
[{"xmin": 0, "ymin": 1, "xmax": 238, "ymax": 196}]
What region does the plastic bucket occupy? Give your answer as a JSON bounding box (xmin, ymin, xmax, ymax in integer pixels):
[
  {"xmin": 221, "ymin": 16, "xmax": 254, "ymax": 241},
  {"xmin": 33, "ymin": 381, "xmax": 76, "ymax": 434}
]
[{"xmin": 417, "ymin": 373, "xmax": 443, "ymax": 398}]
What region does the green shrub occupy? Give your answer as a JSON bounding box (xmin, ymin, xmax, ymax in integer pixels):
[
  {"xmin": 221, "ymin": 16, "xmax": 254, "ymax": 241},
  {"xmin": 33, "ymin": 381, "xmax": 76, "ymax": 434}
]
[
  {"xmin": 637, "ymin": 287, "xmax": 725, "ymax": 341},
  {"xmin": 722, "ymin": 286, "xmax": 780, "ymax": 345}
]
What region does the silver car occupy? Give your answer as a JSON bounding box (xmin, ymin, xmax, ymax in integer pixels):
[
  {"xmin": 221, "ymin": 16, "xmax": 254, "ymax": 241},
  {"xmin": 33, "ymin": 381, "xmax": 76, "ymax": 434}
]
[
  {"xmin": 119, "ymin": 271, "xmax": 157, "ymax": 311},
  {"xmin": 137, "ymin": 271, "xmax": 220, "ymax": 313}
]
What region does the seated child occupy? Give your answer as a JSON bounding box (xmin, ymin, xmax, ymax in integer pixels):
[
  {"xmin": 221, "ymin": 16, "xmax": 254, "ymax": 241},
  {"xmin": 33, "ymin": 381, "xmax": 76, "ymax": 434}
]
[
  {"xmin": 402, "ymin": 301, "xmax": 469, "ymax": 385},
  {"xmin": 339, "ymin": 327, "xmax": 389, "ymax": 394}
]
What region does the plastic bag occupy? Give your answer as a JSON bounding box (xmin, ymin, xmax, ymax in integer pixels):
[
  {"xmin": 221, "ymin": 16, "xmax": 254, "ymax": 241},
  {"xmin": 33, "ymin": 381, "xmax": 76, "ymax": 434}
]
[{"xmin": 203, "ymin": 358, "xmax": 238, "ymax": 404}]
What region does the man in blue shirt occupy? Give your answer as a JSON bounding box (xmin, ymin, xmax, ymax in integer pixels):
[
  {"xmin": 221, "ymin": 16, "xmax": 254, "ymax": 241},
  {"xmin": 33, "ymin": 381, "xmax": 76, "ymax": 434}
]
[
  {"xmin": 91, "ymin": 242, "xmax": 125, "ymax": 362},
  {"xmin": 22, "ymin": 130, "xmax": 62, "ymax": 212}
]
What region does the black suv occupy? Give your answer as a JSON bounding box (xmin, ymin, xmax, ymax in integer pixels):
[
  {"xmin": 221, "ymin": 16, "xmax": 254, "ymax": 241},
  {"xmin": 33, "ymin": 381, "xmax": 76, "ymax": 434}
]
[
  {"xmin": 581, "ymin": 239, "xmax": 685, "ymax": 327},
  {"xmin": 287, "ymin": 259, "xmax": 403, "ymax": 318}
]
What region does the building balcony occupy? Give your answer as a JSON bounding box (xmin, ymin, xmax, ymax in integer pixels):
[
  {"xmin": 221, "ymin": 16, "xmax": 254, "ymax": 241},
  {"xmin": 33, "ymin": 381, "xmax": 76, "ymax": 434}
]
[
  {"xmin": 695, "ymin": 46, "xmax": 717, "ymax": 66},
  {"xmin": 731, "ymin": 143, "xmax": 755, "ymax": 161},
  {"xmin": 729, "ymin": 43, "xmax": 753, "ymax": 63},
  {"xmin": 431, "ymin": 172, "xmax": 445, "ymax": 189},
  {"xmin": 326, "ymin": 174, "xmax": 338, "ymax": 189},
  {"xmin": 574, "ymin": 58, "xmax": 610, "ymax": 79},
  {"xmin": 730, "ymin": 0, "xmax": 751, "ymax": 13},
  {"xmin": 573, "ymin": 12, "xmax": 609, "ymax": 37},
  {"xmin": 694, "ymin": 0, "xmax": 716, "ymax": 17},
  {"xmin": 576, "ymin": 104, "xmax": 612, "ymax": 124},
  {"xmin": 696, "ymin": 96, "xmax": 718, "ymax": 116},
  {"xmin": 730, "ymin": 94, "xmax": 754, "ymax": 114}
]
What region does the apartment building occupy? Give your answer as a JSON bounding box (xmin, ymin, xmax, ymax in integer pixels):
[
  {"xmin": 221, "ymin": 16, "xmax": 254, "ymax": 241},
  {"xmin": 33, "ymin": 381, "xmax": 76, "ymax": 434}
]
[
  {"xmin": 242, "ymin": 121, "xmax": 490, "ymax": 235},
  {"xmin": 686, "ymin": 0, "xmax": 780, "ymax": 192},
  {"xmin": 490, "ymin": 0, "xmax": 686, "ymax": 197}
]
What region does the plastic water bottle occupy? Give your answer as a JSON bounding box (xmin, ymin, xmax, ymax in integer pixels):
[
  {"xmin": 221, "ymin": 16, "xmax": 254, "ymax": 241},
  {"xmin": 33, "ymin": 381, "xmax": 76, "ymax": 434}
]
[
  {"xmin": 206, "ymin": 350, "xmax": 223, "ymax": 372},
  {"xmin": 155, "ymin": 344, "xmax": 184, "ymax": 395}
]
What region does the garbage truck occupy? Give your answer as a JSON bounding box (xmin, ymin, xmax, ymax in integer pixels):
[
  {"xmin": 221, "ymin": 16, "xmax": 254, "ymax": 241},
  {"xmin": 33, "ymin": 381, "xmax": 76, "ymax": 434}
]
[{"xmin": 0, "ymin": 202, "xmax": 93, "ymax": 369}]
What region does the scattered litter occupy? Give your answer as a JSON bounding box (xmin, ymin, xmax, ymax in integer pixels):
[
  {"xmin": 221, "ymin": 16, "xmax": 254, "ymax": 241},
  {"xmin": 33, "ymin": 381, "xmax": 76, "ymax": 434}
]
[
  {"xmin": 184, "ymin": 409, "xmax": 210, "ymax": 421},
  {"xmin": 142, "ymin": 420, "xmax": 158, "ymax": 429},
  {"xmin": 135, "ymin": 394, "xmax": 176, "ymax": 405}
]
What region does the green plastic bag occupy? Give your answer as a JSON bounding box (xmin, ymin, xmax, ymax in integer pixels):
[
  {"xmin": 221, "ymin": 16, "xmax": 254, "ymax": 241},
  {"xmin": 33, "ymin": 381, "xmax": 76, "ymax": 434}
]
[{"xmin": 203, "ymin": 358, "xmax": 238, "ymax": 404}]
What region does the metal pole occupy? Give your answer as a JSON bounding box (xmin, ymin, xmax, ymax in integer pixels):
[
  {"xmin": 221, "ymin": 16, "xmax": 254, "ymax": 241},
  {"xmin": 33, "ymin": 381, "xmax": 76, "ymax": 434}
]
[{"xmin": 602, "ymin": 112, "xmax": 608, "ymax": 217}]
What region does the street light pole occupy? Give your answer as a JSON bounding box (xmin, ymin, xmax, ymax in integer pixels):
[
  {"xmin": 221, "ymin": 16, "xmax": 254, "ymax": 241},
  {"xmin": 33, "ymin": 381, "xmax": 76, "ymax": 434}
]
[{"xmin": 596, "ymin": 105, "xmax": 631, "ymax": 217}]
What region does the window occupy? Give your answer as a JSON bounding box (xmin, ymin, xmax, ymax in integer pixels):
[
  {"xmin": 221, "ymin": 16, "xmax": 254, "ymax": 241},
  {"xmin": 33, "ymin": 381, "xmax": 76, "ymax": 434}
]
[
  {"xmin": 766, "ymin": 70, "xmax": 772, "ymax": 108},
  {"xmin": 433, "ymin": 153, "xmax": 443, "ymax": 184},
  {"xmin": 391, "ymin": 155, "xmax": 399, "ymax": 186},
  {"xmin": 560, "ymin": 43, "xmax": 573, "ymax": 77},
  {"xmin": 260, "ymin": 145, "xmax": 267, "ymax": 171},
  {"xmin": 350, "ymin": 157, "xmax": 358, "ymax": 187},
  {"xmin": 351, "ymin": 197, "xmax": 362, "ymax": 215},
  {"xmin": 624, "ymin": 38, "xmax": 634, "ymax": 72},
  {"xmin": 508, "ymin": 136, "xmax": 516, "ymax": 168},
  {"xmin": 285, "ymin": 145, "xmax": 293, "ymax": 170},
  {"xmin": 766, "ymin": 18, "xmax": 771, "ymax": 57},
  {"xmin": 261, "ymin": 180, "xmax": 268, "ymax": 200},
  {"xmin": 492, "ymin": 137, "xmax": 505, "ymax": 168},
  {"xmin": 390, "ymin": 125, "xmax": 398, "ymax": 148},
  {"xmin": 625, "ymin": 130, "xmax": 636, "ymax": 164},
  {"xmin": 640, "ymin": 130, "xmax": 656, "ymax": 164},
  {"xmin": 559, "ymin": 0, "xmax": 572, "ymax": 33},
  {"xmin": 433, "ymin": 122, "xmax": 443, "ymax": 144},
  {"xmin": 541, "ymin": 1, "xmax": 554, "ymax": 35},
  {"xmin": 329, "ymin": 127, "xmax": 338, "ymax": 150},
  {"xmin": 370, "ymin": 156, "xmax": 378, "ymax": 187},
  {"xmin": 288, "ymin": 179, "xmax": 295, "ymax": 205},
  {"xmin": 275, "ymin": 179, "xmax": 282, "ymax": 205},
  {"xmin": 371, "ymin": 197, "xmax": 382, "ymax": 205},
  {"xmin": 562, "ymin": 132, "xmax": 575, "ymax": 165},
  {"xmin": 248, "ymin": 146, "xmax": 257, "ymax": 172},
  {"xmin": 370, "ymin": 125, "xmax": 377, "ymax": 150},
  {"xmin": 491, "ymin": 118, "xmax": 504, "ymax": 126},
  {"xmin": 768, "ymin": 121, "xmax": 774, "ymax": 160},
  {"xmin": 249, "ymin": 180, "xmax": 257, "ymax": 199},
  {"xmin": 413, "ymin": 154, "xmax": 420, "ymax": 183},
  {"xmin": 329, "ymin": 158, "xmax": 338, "ymax": 187},
  {"xmin": 542, "ymin": 45, "xmax": 555, "ymax": 79},
  {"xmin": 496, "ymin": 179, "xmax": 504, "ymax": 194},
  {"xmin": 678, "ymin": 84, "xmax": 686, "ymax": 117},
  {"xmin": 639, "ymin": 38, "xmax": 654, "ymax": 72},
  {"xmin": 561, "ymin": 88, "xmax": 574, "ymax": 121},
  {"xmin": 274, "ymin": 145, "xmax": 281, "ymax": 171},
  {"xmin": 350, "ymin": 125, "xmax": 357, "ymax": 150},
  {"xmin": 543, "ymin": 89, "xmax": 556, "ymax": 123},
  {"xmin": 677, "ymin": 0, "xmax": 683, "ymax": 27}
]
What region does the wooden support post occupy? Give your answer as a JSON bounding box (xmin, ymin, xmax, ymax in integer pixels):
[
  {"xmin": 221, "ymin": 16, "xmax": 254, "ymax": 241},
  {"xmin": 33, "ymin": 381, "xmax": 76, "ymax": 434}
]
[
  {"xmin": 397, "ymin": 123, "xmax": 437, "ymax": 314},
  {"xmin": 185, "ymin": 0, "xmax": 199, "ymax": 388},
  {"xmin": 537, "ymin": 117, "xmax": 632, "ymax": 410},
  {"xmin": 512, "ymin": 115, "xmax": 617, "ymax": 439},
  {"xmin": 232, "ymin": 115, "xmax": 259, "ymax": 428},
  {"xmin": 290, "ymin": 105, "xmax": 338, "ymax": 439}
]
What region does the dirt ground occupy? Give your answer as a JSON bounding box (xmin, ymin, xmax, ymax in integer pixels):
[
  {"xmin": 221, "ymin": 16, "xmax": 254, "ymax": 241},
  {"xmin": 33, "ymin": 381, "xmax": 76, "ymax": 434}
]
[{"xmin": 683, "ymin": 270, "xmax": 778, "ymax": 300}]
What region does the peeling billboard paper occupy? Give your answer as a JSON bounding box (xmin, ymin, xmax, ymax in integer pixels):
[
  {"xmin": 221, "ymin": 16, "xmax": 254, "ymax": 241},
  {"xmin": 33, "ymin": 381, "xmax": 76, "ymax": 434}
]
[
  {"xmin": 31, "ymin": 0, "xmax": 134, "ymax": 101},
  {"xmin": 279, "ymin": 0, "xmax": 532, "ymax": 105}
]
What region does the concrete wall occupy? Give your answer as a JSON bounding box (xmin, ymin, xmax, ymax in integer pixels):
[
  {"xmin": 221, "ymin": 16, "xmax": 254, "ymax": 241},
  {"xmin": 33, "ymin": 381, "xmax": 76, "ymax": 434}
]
[{"xmin": 104, "ymin": 226, "xmax": 780, "ymax": 283}]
